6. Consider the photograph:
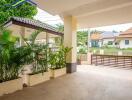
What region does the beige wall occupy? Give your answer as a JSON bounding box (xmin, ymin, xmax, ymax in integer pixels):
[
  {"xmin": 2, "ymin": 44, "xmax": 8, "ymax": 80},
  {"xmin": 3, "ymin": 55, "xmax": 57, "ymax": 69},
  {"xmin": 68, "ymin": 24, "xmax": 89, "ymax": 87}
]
[
  {"xmin": 0, "ymin": 78, "xmax": 23, "ymax": 96},
  {"xmin": 50, "ymin": 68, "xmax": 66, "ymax": 78},
  {"xmin": 23, "ymin": 72, "xmax": 50, "ymax": 86}
]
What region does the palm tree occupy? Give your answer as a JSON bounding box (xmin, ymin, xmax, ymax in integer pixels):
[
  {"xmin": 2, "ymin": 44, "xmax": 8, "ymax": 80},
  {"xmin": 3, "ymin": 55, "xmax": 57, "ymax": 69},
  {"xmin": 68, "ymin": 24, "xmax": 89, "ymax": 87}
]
[{"xmin": 21, "ymin": 30, "xmax": 48, "ymax": 74}]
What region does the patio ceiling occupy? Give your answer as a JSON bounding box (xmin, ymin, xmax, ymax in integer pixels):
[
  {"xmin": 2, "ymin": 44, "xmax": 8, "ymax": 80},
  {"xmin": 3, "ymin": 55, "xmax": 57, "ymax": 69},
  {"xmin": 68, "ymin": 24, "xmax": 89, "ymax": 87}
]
[{"xmin": 32, "ymin": 0, "xmax": 132, "ymax": 28}]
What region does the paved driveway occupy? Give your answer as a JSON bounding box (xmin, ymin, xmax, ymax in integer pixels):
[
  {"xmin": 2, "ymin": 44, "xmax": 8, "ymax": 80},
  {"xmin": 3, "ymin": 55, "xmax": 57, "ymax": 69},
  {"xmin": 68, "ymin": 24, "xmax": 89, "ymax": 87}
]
[{"xmin": 1, "ymin": 65, "xmax": 132, "ymax": 100}]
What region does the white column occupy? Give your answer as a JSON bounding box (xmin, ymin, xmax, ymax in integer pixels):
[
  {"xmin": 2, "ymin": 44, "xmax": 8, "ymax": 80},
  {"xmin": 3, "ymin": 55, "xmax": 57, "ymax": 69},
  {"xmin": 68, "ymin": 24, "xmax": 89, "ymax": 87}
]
[
  {"xmin": 87, "ymin": 29, "xmax": 92, "ymax": 65},
  {"xmin": 87, "ymin": 29, "xmax": 91, "ymax": 52},
  {"xmin": 64, "ymin": 16, "xmax": 77, "ymax": 73}
]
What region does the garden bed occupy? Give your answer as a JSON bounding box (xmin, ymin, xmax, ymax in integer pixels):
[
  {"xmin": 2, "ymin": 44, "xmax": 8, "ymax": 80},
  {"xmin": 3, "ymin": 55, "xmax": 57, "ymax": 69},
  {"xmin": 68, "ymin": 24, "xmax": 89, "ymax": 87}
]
[
  {"xmin": 23, "ymin": 72, "xmax": 50, "ymax": 86},
  {"xmin": 50, "ymin": 67, "xmax": 66, "ymax": 78},
  {"xmin": 0, "ymin": 78, "xmax": 23, "ymax": 96}
]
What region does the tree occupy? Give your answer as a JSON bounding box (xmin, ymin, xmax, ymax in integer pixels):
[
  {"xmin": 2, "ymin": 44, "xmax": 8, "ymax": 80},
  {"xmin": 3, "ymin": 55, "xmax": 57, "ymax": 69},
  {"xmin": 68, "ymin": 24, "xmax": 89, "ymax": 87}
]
[
  {"xmin": 77, "ymin": 31, "xmax": 88, "ymax": 46},
  {"xmin": 54, "ymin": 24, "xmax": 88, "ymax": 47},
  {"xmin": 54, "ymin": 23, "xmax": 64, "ymax": 45},
  {"xmin": 77, "ymin": 31, "xmax": 88, "ymax": 54},
  {"xmin": 0, "ymin": 0, "xmax": 37, "ymax": 25},
  {"xmin": 55, "ymin": 23, "xmax": 64, "ymax": 33}
]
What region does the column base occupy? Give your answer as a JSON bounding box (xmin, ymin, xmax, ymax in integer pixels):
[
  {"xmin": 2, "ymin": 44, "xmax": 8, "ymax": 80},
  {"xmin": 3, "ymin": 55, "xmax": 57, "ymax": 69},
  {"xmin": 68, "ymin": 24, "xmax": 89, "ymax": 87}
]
[{"xmin": 66, "ymin": 63, "xmax": 77, "ymax": 73}]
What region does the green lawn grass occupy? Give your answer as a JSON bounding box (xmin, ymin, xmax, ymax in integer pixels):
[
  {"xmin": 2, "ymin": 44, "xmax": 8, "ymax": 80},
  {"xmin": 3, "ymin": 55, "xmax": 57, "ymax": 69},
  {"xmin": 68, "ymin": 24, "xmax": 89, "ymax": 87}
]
[{"xmin": 90, "ymin": 47, "xmax": 132, "ymax": 55}]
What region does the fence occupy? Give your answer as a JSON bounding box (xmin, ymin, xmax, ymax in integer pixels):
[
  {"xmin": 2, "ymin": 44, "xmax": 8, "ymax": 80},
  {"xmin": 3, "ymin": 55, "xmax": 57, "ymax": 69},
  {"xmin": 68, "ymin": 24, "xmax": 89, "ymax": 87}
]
[{"xmin": 91, "ymin": 54, "xmax": 132, "ymax": 68}]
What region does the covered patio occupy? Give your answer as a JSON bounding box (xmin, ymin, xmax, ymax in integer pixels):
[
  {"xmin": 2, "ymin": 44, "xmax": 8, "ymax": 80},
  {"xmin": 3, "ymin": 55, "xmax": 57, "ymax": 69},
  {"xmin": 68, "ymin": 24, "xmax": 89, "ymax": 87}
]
[
  {"xmin": 1, "ymin": 0, "xmax": 132, "ymax": 100},
  {"xmin": 1, "ymin": 65, "xmax": 132, "ymax": 100}
]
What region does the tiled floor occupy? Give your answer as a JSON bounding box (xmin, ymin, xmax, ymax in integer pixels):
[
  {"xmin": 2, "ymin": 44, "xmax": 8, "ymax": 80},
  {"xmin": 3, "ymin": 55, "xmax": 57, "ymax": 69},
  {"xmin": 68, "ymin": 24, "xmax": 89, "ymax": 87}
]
[{"xmin": 1, "ymin": 65, "xmax": 132, "ymax": 100}]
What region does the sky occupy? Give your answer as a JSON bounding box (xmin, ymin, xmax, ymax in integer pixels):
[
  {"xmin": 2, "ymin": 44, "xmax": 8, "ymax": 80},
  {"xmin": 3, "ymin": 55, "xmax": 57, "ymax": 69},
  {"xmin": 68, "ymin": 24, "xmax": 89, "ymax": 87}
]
[
  {"xmin": 91, "ymin": 24, "xmax": 132, "ymax": 32},
  {"xmin": 34, "ymin": 8, "xmax": 132, "ymax": 32},
  {"xmin": 34, "ymin": 8, "xmax": 63, "ymax": 25}
]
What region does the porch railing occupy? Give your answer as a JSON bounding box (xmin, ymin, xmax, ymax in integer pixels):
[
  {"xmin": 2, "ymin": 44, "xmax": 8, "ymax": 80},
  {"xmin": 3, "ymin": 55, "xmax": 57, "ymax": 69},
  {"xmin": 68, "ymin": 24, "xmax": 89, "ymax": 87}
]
[{"xmin": 91, "ymin": 54, "xmax": 132, "ymax": 68}]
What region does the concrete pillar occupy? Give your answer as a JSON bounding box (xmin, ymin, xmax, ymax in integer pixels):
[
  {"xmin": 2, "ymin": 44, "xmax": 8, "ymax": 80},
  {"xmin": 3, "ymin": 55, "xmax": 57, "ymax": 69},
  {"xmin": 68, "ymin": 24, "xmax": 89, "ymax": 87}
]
[
  {"xmin": 87, "ymin": 52, "xmax": 92, "ymax": 65},
  {"xmin": 100, "ymin": 49, "xmax": 104, "ymax": 54},
  {"xmin": 64, "ymin": 16, "xmax": 77, "ymax": 73},
  {"xmin": 87, "ymin": 29, "xmax": 91, "ymax": 64},
  {"xmin": 46, "ymin": 32, "xmax": 49, "ymax": 45},
  {"xmin": 20, "ymin": 27, "xmax": 25, "ymax": 46},
  {"xmin": 46, "ymin": 32, "xmax": 49, "ymax": 68},
  {"xmin": 118, "ymin": 51, "xmax": 122, "ymax": 55}
]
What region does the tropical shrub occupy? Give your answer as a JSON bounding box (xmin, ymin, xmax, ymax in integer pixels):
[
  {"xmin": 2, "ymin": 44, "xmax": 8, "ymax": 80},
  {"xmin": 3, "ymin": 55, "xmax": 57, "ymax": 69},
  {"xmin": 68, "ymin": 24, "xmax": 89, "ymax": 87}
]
[
  {"xmin": 0, "ymin": 28, "xmax": 26, "ymax": 82},
  {"xmin": 0, "ymin": 27, "xmax": 71, "ymax": 82},
  {"xmin": 22, "ymin": 30, "xmax": 48, "ymax": 75},
  {"xmin": 49, "ymin": 46, "xmax": 72, "ymax": 70},
  {"xmin": 0, "ymin": 28, "xmax": 48, "ymax": 82},
  {"xmin": 31, "ymin": 44, "xmax": 48, "ymax": 75}
]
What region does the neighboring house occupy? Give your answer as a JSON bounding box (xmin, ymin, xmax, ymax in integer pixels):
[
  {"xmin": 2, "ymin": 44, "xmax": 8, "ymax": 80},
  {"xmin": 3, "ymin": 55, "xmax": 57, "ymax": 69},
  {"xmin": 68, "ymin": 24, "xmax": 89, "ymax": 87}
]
[
  {"xmin": 117, "ymin": 27, "xmax": 132, "ymax": 49},
  {"xmin": 101, "ymin": 31, "xmax": 119, "ymax": 47},
  {"xmin": 90, "ymin": 32, "xmax": 102, "ymax": 47}
]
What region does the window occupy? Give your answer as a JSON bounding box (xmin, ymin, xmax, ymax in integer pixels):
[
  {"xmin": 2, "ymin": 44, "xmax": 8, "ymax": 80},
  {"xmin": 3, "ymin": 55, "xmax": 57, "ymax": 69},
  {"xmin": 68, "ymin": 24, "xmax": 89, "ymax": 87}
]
[
  {"xmin": 125, "ymin": 40, "xmax": 129, "ymax": 45},
  {"xmin": 115, "ymin": 42, "xmax": 118, "ymax": 45},
  {"xmin": 108, "ymin": 41, "xmax": 113, "ymax": 45}
]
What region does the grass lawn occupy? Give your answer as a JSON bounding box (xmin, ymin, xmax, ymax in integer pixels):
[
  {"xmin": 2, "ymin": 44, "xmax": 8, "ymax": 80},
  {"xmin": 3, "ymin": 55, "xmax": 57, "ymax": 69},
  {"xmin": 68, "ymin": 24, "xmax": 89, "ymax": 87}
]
[{"xmin": 90, "ymin": 47, "xmax": 132, "ymax": 56}]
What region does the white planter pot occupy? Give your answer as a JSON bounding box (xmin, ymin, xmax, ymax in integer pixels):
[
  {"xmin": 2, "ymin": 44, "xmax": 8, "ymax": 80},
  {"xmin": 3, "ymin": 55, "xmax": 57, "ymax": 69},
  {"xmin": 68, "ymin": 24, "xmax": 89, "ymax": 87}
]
[
  {"xmin": 50, "ymin": 67, "xmax": 66, "ymax": 78},
  {"xmin": 0, "ymin": 78, "xmax": 23, "ymax": 96},
  {"xmin": 23, "ymin": 72, "xmax": 50, "ymax": 86}
]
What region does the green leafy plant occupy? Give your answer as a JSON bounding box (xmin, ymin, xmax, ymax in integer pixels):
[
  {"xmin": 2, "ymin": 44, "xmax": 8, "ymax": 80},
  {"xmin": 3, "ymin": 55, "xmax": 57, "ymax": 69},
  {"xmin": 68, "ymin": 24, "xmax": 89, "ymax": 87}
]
[
  {"xmin": 0, "ymin": 28, "xmax": 26, "ymax": 82},
  {"xmin": 0, "ymin": 28, "xmax": 48, "ymax": 82},
  {"xmin": 49, "ymin": 45, "xmax": 72, "ymax": 70},
  {"xmin": 78, "ymin": 47, "xmax": 87, "ymax": 54},
  {"xmin": 0, "ymin": 0, "xmax": 37, "ymax": 25},
  {"xmin": 22, "ymin": 30, "xmax": 48, "ymax": 75}
]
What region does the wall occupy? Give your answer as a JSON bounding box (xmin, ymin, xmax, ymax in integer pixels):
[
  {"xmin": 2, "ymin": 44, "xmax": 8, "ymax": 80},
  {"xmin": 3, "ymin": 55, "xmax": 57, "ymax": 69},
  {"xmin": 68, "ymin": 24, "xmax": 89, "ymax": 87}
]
[
  {"xmin": 90, "ymin": 40, "xmax": 102, "ymax": 47},
  {"xmin": 102, "ymin": 38, "xmax": 115, "ymax": 47},
  {"xmin": 78, "ymin": 54, "xmax": 87, "ymax": 61},
  {"xmin": 119, "ymin": 39, "xmax": 132, "ymax": 49}
]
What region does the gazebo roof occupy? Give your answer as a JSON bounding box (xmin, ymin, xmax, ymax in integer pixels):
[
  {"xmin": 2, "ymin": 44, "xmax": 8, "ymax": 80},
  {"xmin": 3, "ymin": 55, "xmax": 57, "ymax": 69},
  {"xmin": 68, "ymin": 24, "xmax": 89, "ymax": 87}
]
[{"xmin": 4, "ymin": 17, "xmax": 63, "ymax": 36}]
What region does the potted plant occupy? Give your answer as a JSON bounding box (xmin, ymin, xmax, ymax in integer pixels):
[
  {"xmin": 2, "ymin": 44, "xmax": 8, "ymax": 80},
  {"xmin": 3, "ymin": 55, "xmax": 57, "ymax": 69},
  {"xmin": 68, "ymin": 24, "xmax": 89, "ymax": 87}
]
[
  {"xmin": 21, "ymin": 31, "xmax": 50, "ymax": 86},
  {"xmin": 0, "ymin": 29, "xmax": 23, "ymax": 96},
  {"xmin": 49, "ymin": 46, "xmax": 72, "ymax": 78}
]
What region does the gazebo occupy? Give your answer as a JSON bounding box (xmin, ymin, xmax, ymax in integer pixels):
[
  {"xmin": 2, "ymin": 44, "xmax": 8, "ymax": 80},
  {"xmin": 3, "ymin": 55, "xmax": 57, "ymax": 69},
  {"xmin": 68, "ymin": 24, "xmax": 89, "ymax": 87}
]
[{"xmin": 4, "ymin": 17, "xmax": 63, "ymax": 48}]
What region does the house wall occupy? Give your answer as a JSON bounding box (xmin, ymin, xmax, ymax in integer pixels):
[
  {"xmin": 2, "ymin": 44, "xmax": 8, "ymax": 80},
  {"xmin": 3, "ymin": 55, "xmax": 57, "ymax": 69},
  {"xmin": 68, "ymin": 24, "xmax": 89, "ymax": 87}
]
[
  {"xmin": 102, "ymin": 38, "xmax": 115, "ymax": 47},
  {"xmin": 119, "ymin": 39, "xmax": 132, "ymax": 49},
  {"xmin": 90, "ymin": 40, "xmax": 102, "ymax": 47}
]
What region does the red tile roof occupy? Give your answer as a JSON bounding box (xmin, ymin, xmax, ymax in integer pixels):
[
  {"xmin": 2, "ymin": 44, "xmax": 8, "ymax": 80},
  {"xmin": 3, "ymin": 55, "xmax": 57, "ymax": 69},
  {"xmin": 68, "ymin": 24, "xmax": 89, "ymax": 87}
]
[
  {"xmin": 120, "ymin": 27, "xmax": 132, "ymax": 35},
  {"xmin": 118, "ymin": 27, "xmax": 132, "ymax": 38},
  {"xmin": 90, "ymin": 32, "xmax": 102, "ymax": 40}
]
